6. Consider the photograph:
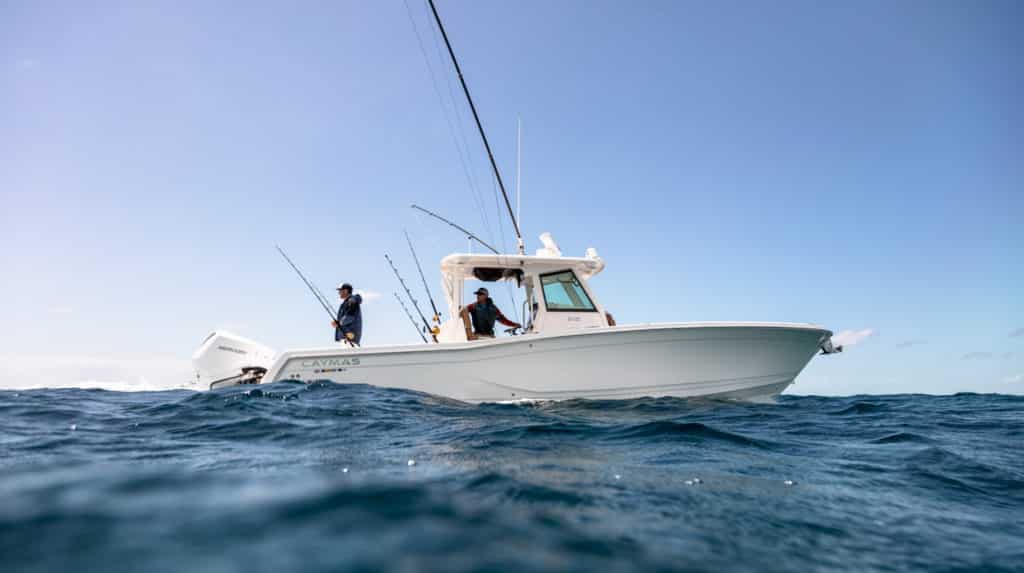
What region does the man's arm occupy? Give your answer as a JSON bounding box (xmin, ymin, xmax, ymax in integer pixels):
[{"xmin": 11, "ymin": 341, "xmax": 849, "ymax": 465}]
[{"xmin": 495, "ymin": 307, "xmax": 521, "ymax": 328}]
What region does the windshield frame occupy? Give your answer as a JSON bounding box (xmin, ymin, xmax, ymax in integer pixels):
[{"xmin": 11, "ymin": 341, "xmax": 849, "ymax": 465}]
[{"xmin": 538, "ymin": 269, "xmax": 599, "ymax": 313}]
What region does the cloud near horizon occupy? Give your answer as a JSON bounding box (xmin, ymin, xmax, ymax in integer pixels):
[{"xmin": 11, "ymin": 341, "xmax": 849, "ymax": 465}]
[
  {"xmin": 0, "ymin": 352, "xmax": 192, "ymax": 391},
  {"xmin": 1010, "ymin": 328, "xmax": 1024, "ymax": 338}
]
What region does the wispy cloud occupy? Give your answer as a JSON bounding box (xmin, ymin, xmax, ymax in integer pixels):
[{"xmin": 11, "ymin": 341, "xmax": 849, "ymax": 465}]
[
  {"xmin": 48, "ymin": 306, "xmax": 74, "ymax": 315},
  {"xmin": 894, "ymin": 340, "xmax": 923, "ymax": 349},
  {"xmin": 1010, "ymin": 328, "xmax": 1024, "ymax": 338},
  {"xmin": 16, "ymin": 58, "xmax": 39, "ymax": 71},
  {"xmin": 964, "ymin": 351, "xmax": 1018, "ymax": 360},
  {"xmin": 1003, "ymin": 374, "xmax": 1023, "ymax": 385},
  {"xmin": 832, "ymin": 328, "xmax": 874, "ymax": 347},
  {"xmin": 356, "ymin": 289, "xmax": 382, "ymax": 302}
]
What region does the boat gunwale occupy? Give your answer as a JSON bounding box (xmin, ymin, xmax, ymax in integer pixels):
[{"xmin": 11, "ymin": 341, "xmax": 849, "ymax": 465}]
[{"xmin": 268, "ymin": 322, "xmax": 832, "ymax": 364}]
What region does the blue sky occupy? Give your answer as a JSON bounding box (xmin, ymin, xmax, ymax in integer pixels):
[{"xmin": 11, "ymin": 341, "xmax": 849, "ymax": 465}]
[{"xmin": 2, "ymin": 0, "xmax": 1021, "ymax": 394}]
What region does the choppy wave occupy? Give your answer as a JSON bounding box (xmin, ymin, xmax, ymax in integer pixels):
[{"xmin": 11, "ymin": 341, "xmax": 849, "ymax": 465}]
[{"xmin": 1, "ymin": 383, "xmax": 1022, "ymax": 572}]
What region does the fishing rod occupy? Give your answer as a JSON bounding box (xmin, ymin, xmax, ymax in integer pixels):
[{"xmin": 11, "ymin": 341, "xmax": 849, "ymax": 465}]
[
  {"xmin": 314, "ymin": 285, "xmax": 334, "ymax": 314},
  {"xmin": 426, "ymin": 0, "xmax": 524, "ymax": 255},
  {"xmin": 275, "ymin": 244, "xmax": 336, "ymax": 322},
  {"xmin": 404, "ymin": 229, "xmax": 441, "ymax": 323},
  {"xmin": 385, "ymin": 253, "xmax": 438, "ymax": 342},
  {"xmin": 276, "ymin": 245, "xmax": 359, "ymax": 347},
  {"xmin": 394, "ymin": 292, "xmax": 429, "ymax": 343},
  {"xmin": 411, "ymin": 204, "xmax": 499, "ymax": 254}
]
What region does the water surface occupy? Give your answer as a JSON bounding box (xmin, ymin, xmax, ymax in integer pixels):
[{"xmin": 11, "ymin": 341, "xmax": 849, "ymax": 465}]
[{"xmin": 1, "ymin": 383, "xmax": 1021, "ymax": 572}]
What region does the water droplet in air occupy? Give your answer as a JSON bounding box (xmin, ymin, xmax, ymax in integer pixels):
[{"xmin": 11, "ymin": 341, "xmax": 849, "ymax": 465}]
[
  {"xmin": 70, "ymin": 424, "xmax": 77, "ymax": 431},
  {"xmin": 407, "ymin": 459, "xmax": 416, "ymax": 467},
  {"xmin": 342, "ymin": 467, "xmax": 349, "ymax": 473},
  {"xmin": 784, "ymin": 479, "xmax": 796, "ymax": 486},
  {"xmin": 614, "ymin": 474, "xmax": 621, "ymax": 480}
]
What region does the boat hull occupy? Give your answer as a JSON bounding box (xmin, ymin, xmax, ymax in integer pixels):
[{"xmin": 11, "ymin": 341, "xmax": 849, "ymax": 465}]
[{"xmin": 259, "ymin": 323, "xmax": 831, "ymax": 403}]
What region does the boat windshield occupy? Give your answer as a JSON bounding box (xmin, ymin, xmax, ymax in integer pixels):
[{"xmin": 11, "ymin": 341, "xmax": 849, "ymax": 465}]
[{"xmin": 539, "ymin": 270, "xmax": 596, "ymax": 312}]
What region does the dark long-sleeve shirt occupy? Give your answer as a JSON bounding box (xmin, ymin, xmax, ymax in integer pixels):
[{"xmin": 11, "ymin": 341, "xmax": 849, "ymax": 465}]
[
  {"xmin": 335, "ymin": 294, "xmax": 363, "ymax": 344},
  {"xmin": 466, "ymin": 299, "xmax": 516, "ymax": 336}
]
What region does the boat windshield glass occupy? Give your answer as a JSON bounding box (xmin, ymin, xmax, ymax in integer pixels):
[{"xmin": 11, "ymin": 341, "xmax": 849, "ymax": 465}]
[{"xmin": 540, "ymin": 270, "xmax": 597, "ymax": 312}]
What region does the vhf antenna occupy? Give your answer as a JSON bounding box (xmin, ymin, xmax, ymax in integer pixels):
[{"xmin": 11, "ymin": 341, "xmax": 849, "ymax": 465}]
[{"xmin": 426, "ymin": 0, "xmax": 524, "ymax": 254}]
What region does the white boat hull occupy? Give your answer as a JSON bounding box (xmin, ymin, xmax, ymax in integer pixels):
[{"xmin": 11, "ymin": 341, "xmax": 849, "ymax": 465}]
[{"xmin": 250, "ymin": 323, "xmax": 831, "ymax": 403}]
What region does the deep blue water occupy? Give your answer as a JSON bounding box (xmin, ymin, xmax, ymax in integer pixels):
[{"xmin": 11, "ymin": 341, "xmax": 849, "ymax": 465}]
[{"xmin": 1, "ymin": 384, "xmax": 1022, "ymax": 572}]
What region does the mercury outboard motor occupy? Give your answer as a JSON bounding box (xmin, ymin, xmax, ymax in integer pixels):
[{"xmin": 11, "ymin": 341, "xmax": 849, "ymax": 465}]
[
  {"xmin": 192, "ymin": 331, "xmax": 276, "ymax": 390},
  {"xmin": 820, "ymin": 338, "xmax": 844, "ymax": 355}
]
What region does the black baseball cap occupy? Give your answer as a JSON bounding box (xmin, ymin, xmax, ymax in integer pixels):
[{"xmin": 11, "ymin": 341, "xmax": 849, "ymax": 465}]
[
  {"xmin": 337, "ymin": 283, "xmax": 353, "ymax": 291},
  {"xmin": 473, "ymin": 287, "xmax": 489, "ymax": 296}
]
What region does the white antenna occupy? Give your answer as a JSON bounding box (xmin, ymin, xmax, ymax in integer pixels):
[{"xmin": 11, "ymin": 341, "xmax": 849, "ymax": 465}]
[{"xmin": 516, "ymin": 116, "xmax": 522, "ymax": 239}]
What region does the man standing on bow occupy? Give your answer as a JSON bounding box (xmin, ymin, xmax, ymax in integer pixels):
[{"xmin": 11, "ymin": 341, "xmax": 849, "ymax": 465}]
[
  {"xmin": 332, "ymin": 283, "xmax": 363, "ymax": 345},
  {"xmin": 461, "ymin": 287, "xmax": 521, "ymax": 340}
]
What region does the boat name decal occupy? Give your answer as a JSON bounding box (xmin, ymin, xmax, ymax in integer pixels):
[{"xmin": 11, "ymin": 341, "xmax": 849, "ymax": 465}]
[{"xmin": 300, "ymin": 358, "xmax": 361, "ymax": 368}]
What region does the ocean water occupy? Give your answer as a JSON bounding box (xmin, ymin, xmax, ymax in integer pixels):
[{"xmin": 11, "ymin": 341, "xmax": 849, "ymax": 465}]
[{"xmin": 1, "ymin": 383, "xmax": 1022, "ymax": 573}]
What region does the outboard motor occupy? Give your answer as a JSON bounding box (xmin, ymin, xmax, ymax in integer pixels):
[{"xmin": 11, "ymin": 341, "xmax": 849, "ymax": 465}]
[
  {"xmin": 820, "ymin": 338, "xmax": 843, "ymax": 355},
  {"xmin": 192, "ymin": 331, "xmax": 276, "ymax": 390}
]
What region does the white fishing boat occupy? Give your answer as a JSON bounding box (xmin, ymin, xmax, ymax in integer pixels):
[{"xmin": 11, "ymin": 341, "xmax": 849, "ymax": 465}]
[
  {"xmin": 193, "ymin": 233, "xmax": 841, "ymax": 401},
  {"xmin": 191, "ymin": 2, "xmax": 842, "ymax": 401}
]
